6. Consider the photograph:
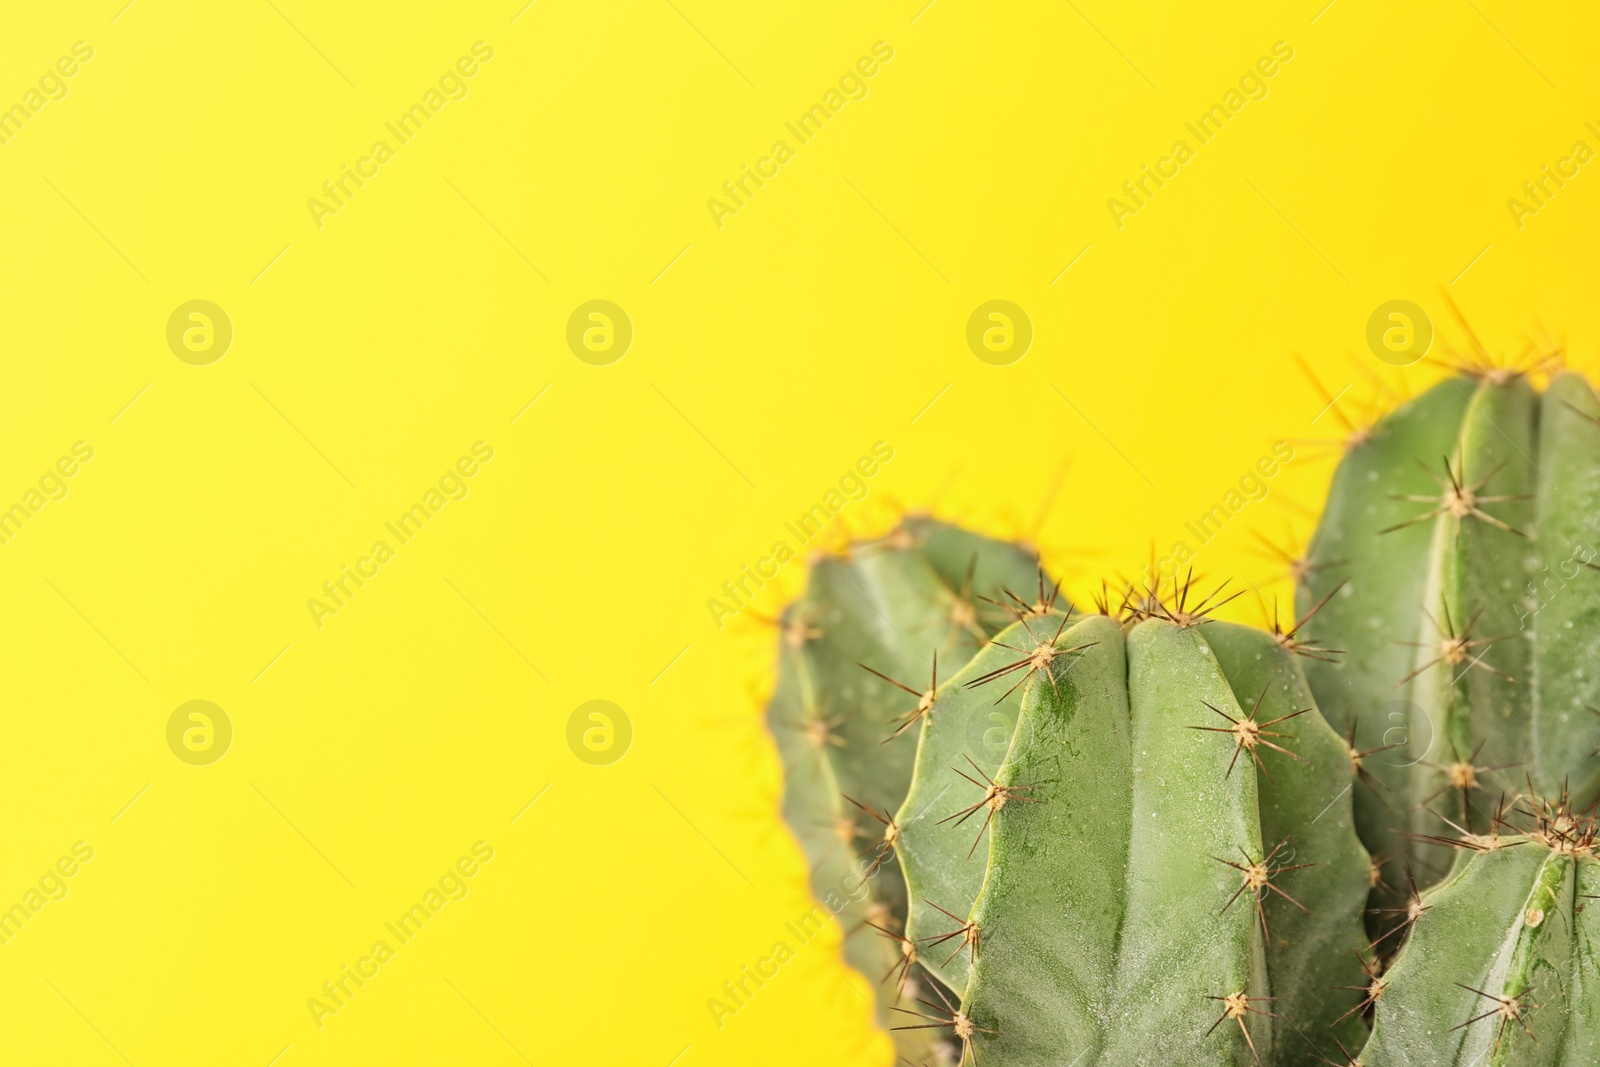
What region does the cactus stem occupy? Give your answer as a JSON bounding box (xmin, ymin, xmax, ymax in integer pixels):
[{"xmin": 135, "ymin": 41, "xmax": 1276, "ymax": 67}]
[
  {"xmin": 1449, "ymin": 982, "xmax": 1539, "ymax": 1054},
  {"xmin": 1331, "ymin": 948, "xmax": 1386, "ymax": 1024},
  {"xmin": 1379, "ymin": 455, "xmax": 1532, "ymax": 537},
  {"xmin": 938, "ymin": 756, "xmax": 1042, "ymax": 859},
  {"xmin": 1214, "ymin": 836, "xmax": 1317, "ymax": 942},
  {"xmin": 1191, "ymin": 688, "xmax": 1310, "ymax": 781},
  {"xmin": 1203, "ymin": 991, "xmax": 1279, "ymax": 1064},
  {"xmin": 859, "ymin": 656, "xmax": 940, "ymax": 744},
  {"xmin": 918, "ymin": 899, "xmax": 980, "ymax": 967}
]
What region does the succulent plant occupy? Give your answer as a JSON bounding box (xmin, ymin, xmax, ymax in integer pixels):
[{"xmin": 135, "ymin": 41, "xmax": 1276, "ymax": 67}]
[
  {"xmin": 892, "ymin": 588, "xmax": 1372, "ymax": 1066},
  {"xmin": 1296, "ymin": 369, "xmax": 1600, "ymax": 894},
  {"xmin": 1357, "ymin": 789, "xmax": 1600, "ymax": 1066},
  {"xmin": 764, "ymin": 360, "xmax": 1600, "ymax": 1067},
  {"xmin": 764, "ymin": 517, "xmax": 1045, "ymax": 1058}
]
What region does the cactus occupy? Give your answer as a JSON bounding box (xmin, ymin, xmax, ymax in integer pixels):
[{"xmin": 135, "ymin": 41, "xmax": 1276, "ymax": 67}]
[
  {"xmin": 1357, "ymin": 789, "xmax": 1600, "ymax": 1066},
  {"xmin": 1296, "ymin": 368, "xmax": 1600, "ymax": 894},
  {"xmin": 765, "ymin": 517, "xmax": 1046, "ymax": 1057},
  {"xmin": 894, "ymin": 584, "xmax": 1372, "ymax": 1066},
  {"xmin": 762, "ymin": 357, "xmax": 1600, "ymax": 1066}
]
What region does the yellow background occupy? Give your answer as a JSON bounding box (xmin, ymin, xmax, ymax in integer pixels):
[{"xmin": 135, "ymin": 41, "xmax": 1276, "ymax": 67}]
[{"xmin": 1, "ymin": 1, "xmax": 1597, "ymax": 1064}]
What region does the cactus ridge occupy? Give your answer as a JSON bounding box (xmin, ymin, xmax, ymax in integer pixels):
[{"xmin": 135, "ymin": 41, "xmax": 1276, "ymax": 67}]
[{"xmin": 894, "ymin": 605, "xmax": 1077, "ymax": 992}]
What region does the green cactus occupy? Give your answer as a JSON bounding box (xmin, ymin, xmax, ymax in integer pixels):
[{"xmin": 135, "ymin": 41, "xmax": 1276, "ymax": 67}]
[
  {"xmin": 894, "ymin": 586, "xmax": 1372, "ymax": 1066},
  {"xmin": 1297, "ymin": 369, "xmax": 1600, "ymax": 895},
  {"xmin": 763, "ymin": 357, "xmax": 1600, "ymax": 1066},
  {"xmin": 1356, "ymin": 791, "xmax": 1600, "ymax": 1066},
  {"xmin": 765, "ymin": 517, "xmax": 1046, "ymax": 1057}
]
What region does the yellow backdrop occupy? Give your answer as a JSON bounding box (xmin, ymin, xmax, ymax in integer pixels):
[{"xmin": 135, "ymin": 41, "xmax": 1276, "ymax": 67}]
[{"xmin": 1, "ymin": 1, "xmax": 1596, "ymax": 1064}]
